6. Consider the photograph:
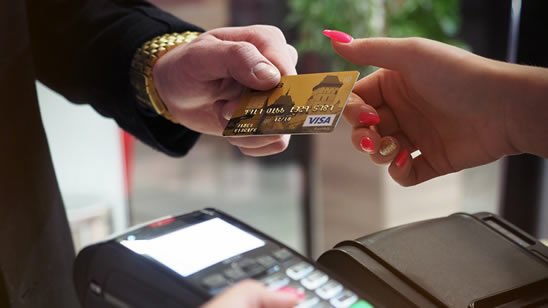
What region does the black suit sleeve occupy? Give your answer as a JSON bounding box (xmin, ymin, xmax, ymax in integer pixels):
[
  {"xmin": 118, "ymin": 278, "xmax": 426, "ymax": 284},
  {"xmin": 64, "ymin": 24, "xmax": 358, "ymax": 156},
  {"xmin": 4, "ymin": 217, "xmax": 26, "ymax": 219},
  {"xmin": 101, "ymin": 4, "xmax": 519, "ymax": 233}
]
[{"xmin": 27, "ymin": 0, "xmax": 204, "ymax": 156}]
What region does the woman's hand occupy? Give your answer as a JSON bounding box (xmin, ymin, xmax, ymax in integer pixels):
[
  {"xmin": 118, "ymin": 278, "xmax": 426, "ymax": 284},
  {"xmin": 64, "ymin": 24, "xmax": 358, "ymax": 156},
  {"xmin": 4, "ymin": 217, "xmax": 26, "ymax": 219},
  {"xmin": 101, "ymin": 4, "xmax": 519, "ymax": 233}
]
[{"xmin": 323, "ymin": 32, "xmax": 548, "ymax": 186}]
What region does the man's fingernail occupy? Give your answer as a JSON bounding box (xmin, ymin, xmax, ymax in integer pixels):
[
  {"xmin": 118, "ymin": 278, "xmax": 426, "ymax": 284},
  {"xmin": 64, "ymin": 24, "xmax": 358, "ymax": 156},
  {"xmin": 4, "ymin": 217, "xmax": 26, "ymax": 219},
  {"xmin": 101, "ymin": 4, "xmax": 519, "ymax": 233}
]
[
  {"xmin": 221, "ymin": 101, "xmax": 237, "ymax": 120},
  {"xmin": 395, "ymin": 149, "xmax": 409, "ymax": 168},
  {"xmin": 222, "ymin": 109, "xmax": 232, "ymax": 120},
  {"xmin": 253, "ymin": 62, "xmax": 280, "ymax": 81},
  {"xmin": 360, "ymin": 136, "xmax": 375, "ymax": 153},
  {"xmin": 322, "ymin": 30, "xmax": 353, "ymax": 43},
  {"xmin": 379, "ymin": 138, "xmax": 397, "ymax": 156},
  {"xmin": 359, "ymin": 112, "xmax": 380, "ymax": 126}
]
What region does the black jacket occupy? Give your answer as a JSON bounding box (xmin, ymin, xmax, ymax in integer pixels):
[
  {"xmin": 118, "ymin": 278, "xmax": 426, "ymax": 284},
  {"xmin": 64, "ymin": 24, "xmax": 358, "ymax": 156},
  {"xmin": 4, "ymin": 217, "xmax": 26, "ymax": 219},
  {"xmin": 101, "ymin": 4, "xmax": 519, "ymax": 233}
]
[{"xmin": 0, "ymin": 0, "xmax": 202, "ymax": 306}]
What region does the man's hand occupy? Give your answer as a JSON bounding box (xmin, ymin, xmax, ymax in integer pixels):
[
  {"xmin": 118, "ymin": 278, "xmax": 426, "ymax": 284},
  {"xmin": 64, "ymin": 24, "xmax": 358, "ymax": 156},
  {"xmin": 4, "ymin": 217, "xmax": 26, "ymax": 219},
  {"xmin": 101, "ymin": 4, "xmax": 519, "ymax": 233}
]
[
  {"xmin": 201, "ymin": 280, "xmax": 298, "ymax": 308},
  {"xmin": 153, "ymin": 25, "xmax": 298, "ymax": 157}
]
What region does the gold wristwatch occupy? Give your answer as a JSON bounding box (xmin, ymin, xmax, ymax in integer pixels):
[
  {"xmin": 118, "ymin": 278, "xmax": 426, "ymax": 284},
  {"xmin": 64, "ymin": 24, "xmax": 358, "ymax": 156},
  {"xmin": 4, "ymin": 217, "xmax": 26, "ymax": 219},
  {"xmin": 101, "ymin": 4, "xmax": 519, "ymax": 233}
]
[{"xmin": 130, "ymin": 31, "xmax": 201, "ymax": 123}]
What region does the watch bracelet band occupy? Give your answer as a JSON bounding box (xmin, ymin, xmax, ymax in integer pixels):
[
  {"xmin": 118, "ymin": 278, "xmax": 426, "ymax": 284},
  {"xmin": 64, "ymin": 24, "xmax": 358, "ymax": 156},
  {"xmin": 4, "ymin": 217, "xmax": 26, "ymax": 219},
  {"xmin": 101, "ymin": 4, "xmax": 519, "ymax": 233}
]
[{"xmin": 130, "ymin": 31, "xmax": 201, "ymax": 123}]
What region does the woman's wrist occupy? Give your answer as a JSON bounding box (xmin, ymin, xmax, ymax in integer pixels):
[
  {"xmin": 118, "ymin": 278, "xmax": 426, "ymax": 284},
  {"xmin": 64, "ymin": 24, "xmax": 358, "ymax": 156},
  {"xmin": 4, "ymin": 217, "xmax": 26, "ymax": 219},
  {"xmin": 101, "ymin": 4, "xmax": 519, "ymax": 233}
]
[{"xmin": 492, "ymin": 61, "xmax": 548, "ymax": 157}]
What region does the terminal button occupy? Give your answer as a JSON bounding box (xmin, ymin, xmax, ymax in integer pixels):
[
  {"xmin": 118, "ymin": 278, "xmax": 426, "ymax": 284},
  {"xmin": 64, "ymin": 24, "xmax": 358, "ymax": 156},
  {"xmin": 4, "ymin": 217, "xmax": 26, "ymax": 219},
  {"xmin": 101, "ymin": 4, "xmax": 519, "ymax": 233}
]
[
  {"xmin": 312, "ymin": 303, "xmax": 335, "ymax": 308},
  {"xmin": 261, "ymin": 273, "xmax": 290, "ymax": 290},
  {"xmin": 295, "ymin": 295, "xmax": 320, "ymax": 308},
  {"xmin": 224, "ymin": 267, "xmax": 247, "ymax": 281},
  {"xmin": 349, "ymin": 300, "xmax": 374, "ymax": 308},
  {"xmin": 330, "ymin": 290, "xmax": 358, "ymax": 308},
  {"xmin": 202, "ymin": 274, "xmax": 228, "ymax": 290},
  {"xmin": 286, "ymin": 262, "xmax": 314, "ymax": 280},
  {"xmin": 316, "ymin": 280, "xmax": 343, "ymax": 299},
  {"xmin": 237, "ymin": 259, "xmax": 265, "ymax": 277},
  {"xmin": 301, "ymin": 270, "xmax": 328, "ymax": 290},
  {"xmin": 273, "ymin": 248, "xmax": 293, "ymax": 261},
  {"xmin": 257, "ymin": 255, "xmax": 278, "ymax": 268}
]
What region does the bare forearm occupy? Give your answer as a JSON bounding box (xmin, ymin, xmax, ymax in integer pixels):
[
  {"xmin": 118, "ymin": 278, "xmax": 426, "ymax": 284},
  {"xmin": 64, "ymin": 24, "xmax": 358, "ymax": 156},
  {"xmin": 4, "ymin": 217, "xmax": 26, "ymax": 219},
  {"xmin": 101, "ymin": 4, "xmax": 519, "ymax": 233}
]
[{"xmin": 489, "ymin": 60, "xmax": 548, "ymax": 157}]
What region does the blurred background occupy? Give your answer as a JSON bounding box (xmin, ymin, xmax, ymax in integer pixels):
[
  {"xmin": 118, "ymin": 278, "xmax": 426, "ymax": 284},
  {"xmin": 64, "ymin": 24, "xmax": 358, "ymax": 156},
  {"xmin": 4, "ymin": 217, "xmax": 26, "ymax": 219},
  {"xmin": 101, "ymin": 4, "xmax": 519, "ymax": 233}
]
[{"xmin": 38, "ymin": 0, "xmax": 547, "ymax": 258}]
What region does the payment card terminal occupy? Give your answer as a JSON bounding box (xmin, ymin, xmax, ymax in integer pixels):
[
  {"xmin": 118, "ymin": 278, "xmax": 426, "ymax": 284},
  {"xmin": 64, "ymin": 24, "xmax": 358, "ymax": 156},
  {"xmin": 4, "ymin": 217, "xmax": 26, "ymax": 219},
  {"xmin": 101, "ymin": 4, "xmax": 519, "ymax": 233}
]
[{"xmin": 74, "ymin": 208, "xmax": 375, "ymax": 308}]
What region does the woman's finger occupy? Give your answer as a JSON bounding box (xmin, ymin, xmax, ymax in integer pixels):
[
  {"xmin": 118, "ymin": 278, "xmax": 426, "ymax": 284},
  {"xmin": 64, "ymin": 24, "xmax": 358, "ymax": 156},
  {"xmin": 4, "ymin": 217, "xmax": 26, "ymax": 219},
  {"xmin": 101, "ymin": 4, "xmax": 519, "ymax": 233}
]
[
  {"xmin": 346, "ymin": 70, "xmax": 403, "ymax": 137},
  {"xmin": 351, "ymin": 128, "xmax": 389, "ymax": 161},
  {"xmin": 374, "ymin": 104, "xmax": 401, "ymax": 137},
  {"xmin": 343, "ymin": 93, "xmax": 380, "ymax": 128},
  {"xmin": 350, "ymin": 71, "xmax": 385, "ymax": 109},
  {"xmin": 370, "ymin": 136, "xmax": 400, "ymax": 164},
  {"xmin": 389, "ymin": 153, "xmax": 441, "ymax": 187},
  {"xmin": 391, "ymin": 131, "xmax": 419, "ymax": 155}
]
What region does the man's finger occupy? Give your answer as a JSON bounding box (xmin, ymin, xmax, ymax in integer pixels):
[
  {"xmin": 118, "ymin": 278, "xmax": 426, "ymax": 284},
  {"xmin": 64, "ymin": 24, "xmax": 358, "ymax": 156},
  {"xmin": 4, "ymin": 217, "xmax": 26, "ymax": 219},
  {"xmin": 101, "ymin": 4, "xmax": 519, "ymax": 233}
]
[
  {"xmin": 238, "ymin": 135, "xmax": 290, "ymax": 157},
  {"xmin": 209, "ymin": 25, "xmax": 297, "ymax": 77},
  {"xmin": 221, "ymin": 100, "xmax": 239, "ymax": 121},
  {"xmin": 201, "ymin": 280, "xmax": 297, "ymax": 308},
  {"xmin": 286, "ymin": 44, "xmax": 298, "ymax": 67},
  {"xmin": 227, "ymin": 135, "xmax": 287, "ymax": 149},
  {"xmin": 186, "ymin": 37, "xmax": 281, "ymax": 90}
]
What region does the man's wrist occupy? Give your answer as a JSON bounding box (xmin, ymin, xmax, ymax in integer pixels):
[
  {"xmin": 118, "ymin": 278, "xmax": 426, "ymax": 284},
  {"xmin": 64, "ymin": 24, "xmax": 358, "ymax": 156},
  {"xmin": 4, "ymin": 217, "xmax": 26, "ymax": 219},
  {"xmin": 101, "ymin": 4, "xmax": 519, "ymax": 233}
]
[{"xmin": 130, "ymin": 32, "xmax": 201, "ymax": 123}]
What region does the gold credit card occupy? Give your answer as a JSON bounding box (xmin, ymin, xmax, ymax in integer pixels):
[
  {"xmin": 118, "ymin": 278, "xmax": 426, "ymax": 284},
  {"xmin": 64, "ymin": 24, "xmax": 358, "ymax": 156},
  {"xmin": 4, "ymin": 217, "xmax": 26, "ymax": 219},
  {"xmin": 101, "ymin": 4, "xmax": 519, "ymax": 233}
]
[{"xmin": 223, "ymin": 71, "xmax": 360, "ymax": 136}]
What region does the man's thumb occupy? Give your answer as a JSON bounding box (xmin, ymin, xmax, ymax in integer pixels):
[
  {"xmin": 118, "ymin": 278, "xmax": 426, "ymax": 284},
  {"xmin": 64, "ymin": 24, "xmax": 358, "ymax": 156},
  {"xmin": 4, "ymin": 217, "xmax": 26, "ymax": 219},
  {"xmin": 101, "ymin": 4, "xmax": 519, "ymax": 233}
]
[{"xmin": 217, "ymin": 41, "xmax": 281, "ymax": 90}]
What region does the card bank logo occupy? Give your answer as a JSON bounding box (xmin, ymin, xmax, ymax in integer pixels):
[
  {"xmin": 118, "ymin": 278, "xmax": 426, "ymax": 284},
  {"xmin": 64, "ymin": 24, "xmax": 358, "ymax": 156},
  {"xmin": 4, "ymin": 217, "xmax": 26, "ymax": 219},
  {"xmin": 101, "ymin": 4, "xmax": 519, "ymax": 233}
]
[{"xmin": 302, "ymin": 114, "xmax": 336, "ymax": 127}]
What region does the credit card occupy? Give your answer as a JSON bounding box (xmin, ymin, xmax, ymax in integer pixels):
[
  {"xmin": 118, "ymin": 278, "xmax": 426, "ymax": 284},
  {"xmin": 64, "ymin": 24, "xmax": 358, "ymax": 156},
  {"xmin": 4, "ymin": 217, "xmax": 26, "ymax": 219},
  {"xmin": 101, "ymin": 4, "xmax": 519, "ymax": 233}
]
[{"xmin": 223, "ymin": 71, "xmax": 360, "ymax": 136}]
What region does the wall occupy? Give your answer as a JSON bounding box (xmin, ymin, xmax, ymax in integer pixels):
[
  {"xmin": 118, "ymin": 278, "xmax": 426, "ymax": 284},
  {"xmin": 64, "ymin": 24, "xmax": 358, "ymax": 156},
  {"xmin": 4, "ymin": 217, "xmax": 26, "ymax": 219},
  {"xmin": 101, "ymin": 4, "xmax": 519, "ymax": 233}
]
[{"xmin": 37, "ymin": 82, "xmax": 128, "ymax": 250}]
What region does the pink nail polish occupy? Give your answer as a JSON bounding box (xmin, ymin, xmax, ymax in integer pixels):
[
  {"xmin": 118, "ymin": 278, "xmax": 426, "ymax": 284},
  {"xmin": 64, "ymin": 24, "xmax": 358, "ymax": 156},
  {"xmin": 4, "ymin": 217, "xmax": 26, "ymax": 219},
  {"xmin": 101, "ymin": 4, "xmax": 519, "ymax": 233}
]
[
  {"xmin": 322, "ymin": 30, "xmax": 353, "ymax": 43},
  {"xmin": 359, "ymin": 112, "xmax": 380, "ymax": 126},
  {"xmin": 277, "ymin": 286, "xmax": 306, "ymax": 301},
  {"xmin": 395, "ymin": 149, "xmax": 409, "ymax": 168},
  {"xmin": 360, "ymin": 137, "xmax": 375, "ymax": 153}
]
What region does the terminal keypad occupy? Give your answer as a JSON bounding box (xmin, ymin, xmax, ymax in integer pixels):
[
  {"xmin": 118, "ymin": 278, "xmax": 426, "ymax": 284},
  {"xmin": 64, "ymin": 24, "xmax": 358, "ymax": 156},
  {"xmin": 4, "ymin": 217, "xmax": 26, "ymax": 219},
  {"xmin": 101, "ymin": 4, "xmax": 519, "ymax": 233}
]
[{"xmin": 201, "ymin": 247, "xmax": 374, "ymax": 307}]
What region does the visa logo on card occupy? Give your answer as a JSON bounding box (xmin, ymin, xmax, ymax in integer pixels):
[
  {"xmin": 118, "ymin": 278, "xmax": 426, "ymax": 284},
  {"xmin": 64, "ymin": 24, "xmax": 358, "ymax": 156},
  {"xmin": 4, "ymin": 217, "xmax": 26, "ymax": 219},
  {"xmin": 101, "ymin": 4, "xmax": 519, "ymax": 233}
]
[{"xmin": 302, "ymin": 114, "xmax": 336, "ymax": 127}]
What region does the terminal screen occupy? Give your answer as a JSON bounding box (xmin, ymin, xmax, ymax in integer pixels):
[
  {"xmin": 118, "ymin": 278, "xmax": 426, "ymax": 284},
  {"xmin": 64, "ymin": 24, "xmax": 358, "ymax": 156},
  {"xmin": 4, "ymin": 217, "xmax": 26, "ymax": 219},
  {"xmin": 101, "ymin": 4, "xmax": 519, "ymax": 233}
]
[{"xmin": 121, "ymin": 218, "xmax": 265, "ymax": 276}]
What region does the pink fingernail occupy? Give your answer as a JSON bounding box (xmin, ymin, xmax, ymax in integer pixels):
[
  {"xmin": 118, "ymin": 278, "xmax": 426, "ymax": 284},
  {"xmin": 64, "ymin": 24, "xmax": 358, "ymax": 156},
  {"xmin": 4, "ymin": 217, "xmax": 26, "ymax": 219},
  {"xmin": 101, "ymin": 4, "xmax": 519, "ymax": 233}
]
[
  {"xmin": 322, "ymin": 30, "xmax": 353, "ymax": 43},
  {"xmin": 360, "ymin": 137, "xmax": 375, "ymax": 153},
  {"xmin": 395, "ymin": 149, "xmax": 409, "ymax": 168},
  {"xmin": 359, "ymin": 112, "xmax": 380, "ymax": 126}
]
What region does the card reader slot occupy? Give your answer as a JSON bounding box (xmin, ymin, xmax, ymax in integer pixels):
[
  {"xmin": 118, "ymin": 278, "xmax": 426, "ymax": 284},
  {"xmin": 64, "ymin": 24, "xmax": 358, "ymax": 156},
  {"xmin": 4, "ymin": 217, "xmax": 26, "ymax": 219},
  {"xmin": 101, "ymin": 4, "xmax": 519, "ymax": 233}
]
[
  {"xmin": 474, "ymin": 212, "xmax": 548, "ymax": 260},
  {"xmin": 483, "ymin": 218, "xmax": 535, "ymax": 247}
]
